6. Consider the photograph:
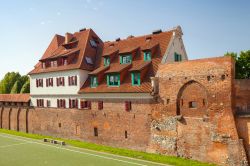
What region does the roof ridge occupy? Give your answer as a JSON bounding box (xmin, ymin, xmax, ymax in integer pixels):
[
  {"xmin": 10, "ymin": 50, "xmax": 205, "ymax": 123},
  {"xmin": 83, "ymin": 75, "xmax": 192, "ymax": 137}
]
[{"xmin": 104, "ymin": 29, "xmax": 174, "ymax": 44}]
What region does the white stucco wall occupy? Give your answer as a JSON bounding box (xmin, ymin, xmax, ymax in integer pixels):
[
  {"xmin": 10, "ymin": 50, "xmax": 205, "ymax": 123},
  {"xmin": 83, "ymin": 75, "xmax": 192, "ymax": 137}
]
[
  {"xmin": 30, "ymin": 69, "xmax": 89, "ymax": 107},
  {"xmin": 30, "ymin": 95, "xmax": 80, "ymax": 108}
]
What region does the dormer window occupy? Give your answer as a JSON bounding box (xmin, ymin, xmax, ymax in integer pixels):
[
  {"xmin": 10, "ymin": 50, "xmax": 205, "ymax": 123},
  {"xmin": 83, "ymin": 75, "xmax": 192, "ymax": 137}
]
[
  {"xmin": 63, "ymin": 59, "xmax": 68, "ymax": 65},
  {"xmin": 144, "ymin": 52, "xmax": 151, "ymax": 61},
  {"xmin": 131, "ymin": 72, "xmax": 140, "ymax": 86},
  {"xmin": 42, "ymin": 62, "xmax": 46, "ymax": 69},
  {"xmin": 90, "ymin": 39, "xmax": 98, "ymax": 48},
  {"xmin": 85, "ymin": 56, "xmax": 94, "ymax": 65},
  {"xmin": 120, "ymin": 54, "xmax": 132, "ymax": 64},
  {"xmin": 51, "ymin": 60, "xmax": 57, "ymax": 67},
  {"xmin": 104, "ymin": 57, "xmax": 110, "ymax": 66},
  {"xmin": 107, "ymin": 74, "xmax": 120, "ymax": 86},
  {"xmin": 90, "ymin": 76, "xmax": 98, "ymax": 88}
]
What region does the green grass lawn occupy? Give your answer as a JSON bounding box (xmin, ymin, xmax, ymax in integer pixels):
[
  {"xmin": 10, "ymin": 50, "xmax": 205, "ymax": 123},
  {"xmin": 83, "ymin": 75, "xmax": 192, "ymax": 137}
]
[{"xmin": 0, "ymin": 129, "xmax": 216, "ymax": 166}]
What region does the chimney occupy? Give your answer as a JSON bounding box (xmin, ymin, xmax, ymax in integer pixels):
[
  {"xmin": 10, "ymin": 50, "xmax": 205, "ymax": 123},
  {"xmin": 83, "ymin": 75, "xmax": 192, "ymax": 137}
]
[
  {"xmin": 115, "ymin": 38, "xmax": 121, "ymax": 42},
  {"xmin": 65, "ymin": 33, "xmax": 73, "ymax": 44},
  {"xmin": 150, "ymin": 77, "xmax": 159, "ymax": 95}
]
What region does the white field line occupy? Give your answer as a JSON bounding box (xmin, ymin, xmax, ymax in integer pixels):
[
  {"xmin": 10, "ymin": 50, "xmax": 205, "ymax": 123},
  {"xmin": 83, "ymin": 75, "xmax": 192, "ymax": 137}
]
[
  {"xmin": 0, "ymin": 134, "xmax": 152, "ymax": 166},
  {"xmin": 0, "ymin": 142, "xmax": 30, "ymax": 148},
  {"xmin": 0, "ymin": 133, "xmax": 170, "ymax": 166}
]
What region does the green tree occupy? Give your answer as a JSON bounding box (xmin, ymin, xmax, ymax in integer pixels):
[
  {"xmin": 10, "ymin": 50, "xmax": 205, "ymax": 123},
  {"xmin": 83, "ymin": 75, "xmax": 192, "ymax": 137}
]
[
  {"xmin": 19, "ymin": 75, "xmax": 29, "ymax": 86},
  {"xmin": 237, "ymin": 50, "xmax": 250, "ymax": 79},
  {"xmin": 225, "ymin": 50, "xmax": 250, "ymax": 79},
  {"xmin": 20, "ymin": 81, "xmax": 30, "ymax": 94},
  {"xmin": 10, "ymin": 80, "xmax": 22, "ymax": 94},
  {"xmin": 0, "ymin": 72, "xmax": 21, "ymax": 94}
]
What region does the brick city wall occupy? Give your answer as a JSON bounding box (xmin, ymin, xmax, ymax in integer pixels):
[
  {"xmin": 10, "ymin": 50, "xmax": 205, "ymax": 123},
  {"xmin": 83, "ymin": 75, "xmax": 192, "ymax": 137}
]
[
  {"xmin": 0, "ymin": 100, "xmax": 153, "ymax": 151},
  {"xmin": 0, "ymin": 56, "xmax": 249, "ymax": 166},
  {"xmin": 149, "ymin": 56, "xmax": 248, "ymax": 165}
]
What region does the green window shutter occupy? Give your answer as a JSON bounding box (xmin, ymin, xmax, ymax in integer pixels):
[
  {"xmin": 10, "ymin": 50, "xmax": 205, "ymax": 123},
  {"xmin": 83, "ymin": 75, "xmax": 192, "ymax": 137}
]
[
  {"xmin": 117, "ymin": 74, "xmax": 120, "ymax": 86},
  {"xmin": 107, "ymin": 75, "xmax": 110, "ymax": 86},
  {"xmin": 174, "ymin": 53, "xmax": 178, "ymax": 61},
  {"xmin": 131, "ymin": 73, "xmax": 134, "ymax": 85},
  {"xmin": 108, "ymin": 57, "xmax": 110, "ymax": 65},
  {"xmin": 138, "ymin": 73, "xmax": 141, "ymax": 85},
  {"xmin": 120, "ymin": 56, "xmax": 122, "ymax": 64},
  {"xmin": 128, "ymin": 55, "xmax": 132, "ymax": 63}
]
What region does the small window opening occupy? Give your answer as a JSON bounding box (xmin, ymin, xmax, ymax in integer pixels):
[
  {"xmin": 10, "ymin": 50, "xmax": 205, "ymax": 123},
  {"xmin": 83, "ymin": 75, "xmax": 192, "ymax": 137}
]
[
  {"xmin": 203, "ymin": 99, "xmax": 206, "ymax": 106},
  {"xmin": 125, "ymin": 101, "xmax": 132, "ymax": 111},
  {"xmin": 156, "ymin": 127, "xmax": 161, "ymax": 131},
  {"xmin": 189, "ymin": 101, "xmax": 197, "ymax": 108},
  {"xmin": 94, "ymin": 127, "xmax": 98, "ymax": 137},
  {"xmin": 125, "ymin": 131, "xmax": 128, "ymax": 139},
  {"xmin": 58, "ymin": 123, "xmax": 61, "ymax": 128},
  {"xmin": 207, "ymin": 76, "xmax": 211, "ymax": 81},
  {"xmin": 221, "ymin": 75, "xmax": 226, "ymax": 81},
  {"xmin": 167, "ymin": 99, "xmax": 170, "ymax": 104}
]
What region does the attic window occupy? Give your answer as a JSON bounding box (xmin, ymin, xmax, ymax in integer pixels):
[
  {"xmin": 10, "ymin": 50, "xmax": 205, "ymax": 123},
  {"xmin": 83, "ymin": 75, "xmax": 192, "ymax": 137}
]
[
  {"xmin": 85, "ymin": 57, "xmax": 94, "ymax": 65},
  {"xmin": 90, "ymin": 39, "xmax": 97, "ymax": 48}
]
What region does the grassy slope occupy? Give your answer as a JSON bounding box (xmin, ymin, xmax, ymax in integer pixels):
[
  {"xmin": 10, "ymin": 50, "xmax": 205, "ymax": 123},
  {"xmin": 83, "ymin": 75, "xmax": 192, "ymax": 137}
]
[{"xmin": 0, "ymin": 129, "xmax": 216, "ymax": 166}]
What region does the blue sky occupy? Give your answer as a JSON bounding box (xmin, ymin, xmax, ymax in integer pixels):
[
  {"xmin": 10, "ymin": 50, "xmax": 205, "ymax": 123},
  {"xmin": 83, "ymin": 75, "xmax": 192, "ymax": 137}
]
[{"xmin": 0, "ymin": 0, "xmax": 249, "ymax": 79}]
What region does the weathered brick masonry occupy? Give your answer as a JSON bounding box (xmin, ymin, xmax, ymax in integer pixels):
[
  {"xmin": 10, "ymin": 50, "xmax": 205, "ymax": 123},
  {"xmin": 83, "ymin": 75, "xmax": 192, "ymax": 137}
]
[
  {"xmin": 148, "ymin": 56, "xmax": 248, "ymax": 165},
  {"xmin": 235, "ymin": 79, "xmax": 250, "ymax": 161},
  {"xmin": 0, "ymin": 56, "xmax": 249, "ymax": 166}
]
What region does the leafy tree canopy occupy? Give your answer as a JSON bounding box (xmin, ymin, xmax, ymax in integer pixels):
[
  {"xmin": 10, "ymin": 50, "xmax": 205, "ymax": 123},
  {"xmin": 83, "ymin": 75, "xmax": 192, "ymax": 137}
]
[
  {"xmin": 20, "ymin": 81, "xmax": 30, "ymax": 94},
  {"xmin": 225, "ymin": 50, "xmax": 250, "ymax": 79},
  {"xmin": 0, "ymin": 72, "xmax": 30, "ymax": 94}
]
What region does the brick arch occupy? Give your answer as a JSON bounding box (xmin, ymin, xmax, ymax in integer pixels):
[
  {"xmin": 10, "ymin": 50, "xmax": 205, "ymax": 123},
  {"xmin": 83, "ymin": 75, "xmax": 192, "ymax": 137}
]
[{"xmin": 176, "ymin": 80, "xmax": 208, "ymax": 117}]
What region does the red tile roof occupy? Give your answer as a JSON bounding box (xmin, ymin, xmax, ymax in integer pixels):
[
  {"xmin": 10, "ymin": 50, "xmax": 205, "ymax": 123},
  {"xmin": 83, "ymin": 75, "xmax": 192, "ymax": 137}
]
[
  {"xmin": 105, "ymin": 64, "xmax": 132, "ymax": 73},
  {"xmin": 103, "ymin": 47, "xmax": 119, "ymax": 57},
  {"xmin": 29, "ymin": 29, "xmax": 103, "ymax": 74},
  {"xmin": 129, "ymin": 61, "xmax": 151, "ymax": 71},
  {"xmin": 79, "ymin": 29, "xmax": 174, "ymax": 93},
  {"xmin": 89, "ymin": 66, "xmax": 109, "ymax": 75},
  {"xmin": 0, "ymin": 94, "xmax": 30, "ymax": 103},
  {"xmin": 141, "ymin": 41, "xmax": 159, "ymax": 51},
  {"xmin": 119, "ymin": 46, "xmax": 139, "ymax": 54}
]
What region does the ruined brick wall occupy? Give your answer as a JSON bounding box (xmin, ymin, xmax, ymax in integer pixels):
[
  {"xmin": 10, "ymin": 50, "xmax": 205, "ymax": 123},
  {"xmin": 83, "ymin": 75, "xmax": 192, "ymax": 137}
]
[
  {"xmin": 149, "ymin": 56, "xmax": 248, "ymax": 165},
  {"xmin": 235, "ymin": 79, "xmax": 250, "ymax": 113},
  {"xmin": 235, "ymin": 79, "xmax": 250, "ymax": 161}
]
